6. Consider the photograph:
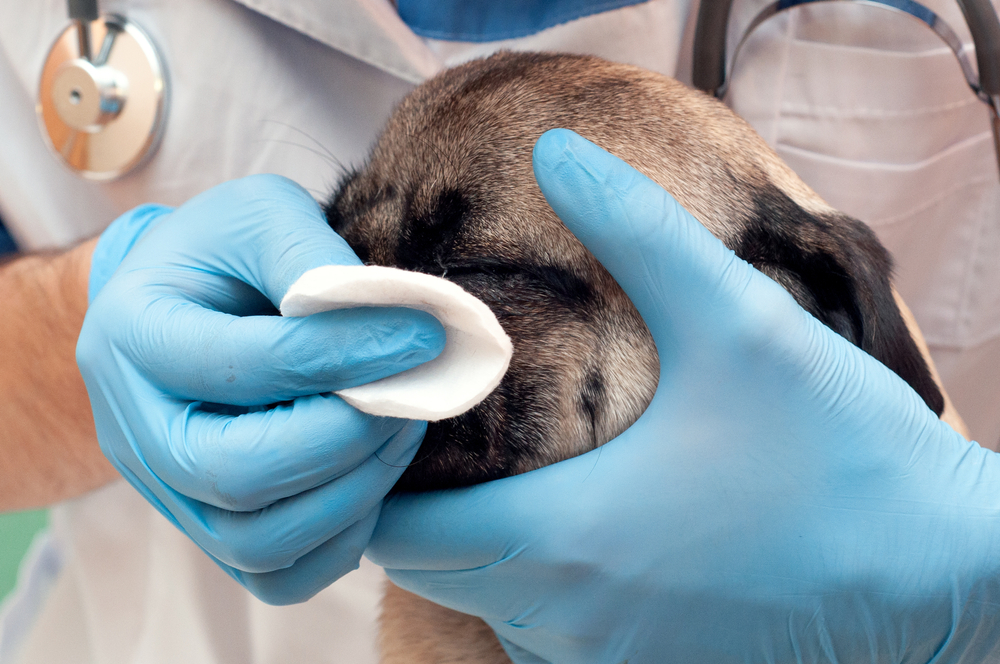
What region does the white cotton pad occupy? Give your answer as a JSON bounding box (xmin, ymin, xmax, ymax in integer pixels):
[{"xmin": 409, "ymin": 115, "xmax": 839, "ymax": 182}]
[{"xmin": 280, "ymin": 265, "xmax": 513, "ymax": 421}]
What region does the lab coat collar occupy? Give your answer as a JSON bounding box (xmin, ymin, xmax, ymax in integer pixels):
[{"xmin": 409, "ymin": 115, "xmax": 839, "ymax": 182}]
[{"xmin": 229, "ymin": 0, "xmax": 442, "ymax": 83}]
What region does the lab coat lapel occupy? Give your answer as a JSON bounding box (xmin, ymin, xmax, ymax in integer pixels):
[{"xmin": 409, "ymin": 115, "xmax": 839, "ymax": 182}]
[{"xmin": 228, "ymin": 0, "xmax": 443, "ymax": 83}]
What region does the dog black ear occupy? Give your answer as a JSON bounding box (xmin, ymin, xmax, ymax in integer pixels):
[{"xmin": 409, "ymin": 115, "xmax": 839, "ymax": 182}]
[{"xmin": 735, "ymin": 185, "xmax": 945, "ymax": 416}]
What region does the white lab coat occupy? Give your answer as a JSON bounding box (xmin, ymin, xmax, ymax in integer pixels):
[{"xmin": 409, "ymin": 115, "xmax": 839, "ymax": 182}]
[{"xmin": 0, "ymin": 0, "xmax": 996, "ymax": 662}]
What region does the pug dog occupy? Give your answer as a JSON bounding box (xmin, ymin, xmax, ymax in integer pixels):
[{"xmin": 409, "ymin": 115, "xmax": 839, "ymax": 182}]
[{"xmin": 323, "ymin": 51, "xmax": 966, "ymax": 663}]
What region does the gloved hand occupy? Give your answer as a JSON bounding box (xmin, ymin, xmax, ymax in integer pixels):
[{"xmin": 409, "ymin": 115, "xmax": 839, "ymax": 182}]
[
  {"xmin": 77, "ymin": 174, "xmax": 445, "ymax": 604},
  {"xmin": 367, "ymin": 130, "xmax": 1000, "ymax": 662}
]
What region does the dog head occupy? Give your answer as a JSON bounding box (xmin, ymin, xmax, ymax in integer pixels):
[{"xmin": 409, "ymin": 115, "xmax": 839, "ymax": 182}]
[{"xmin": 326, "ymin": 52, "xmax": 943, "ymax": 492}]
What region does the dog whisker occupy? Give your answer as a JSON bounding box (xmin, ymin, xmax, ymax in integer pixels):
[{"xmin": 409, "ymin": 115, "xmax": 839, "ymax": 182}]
[
  {"xmin": 250, "ymin": 137, "xmax": 345, "ymax": 172},
  {"xmin": 261, "ymin": 118, "xmax": 347, "ymax": 171}
]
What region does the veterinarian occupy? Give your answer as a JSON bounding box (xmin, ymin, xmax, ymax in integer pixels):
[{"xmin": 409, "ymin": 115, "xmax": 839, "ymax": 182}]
[{"xmin": 1, "ymin": 1, "xmax": 998, "ymax": 663}]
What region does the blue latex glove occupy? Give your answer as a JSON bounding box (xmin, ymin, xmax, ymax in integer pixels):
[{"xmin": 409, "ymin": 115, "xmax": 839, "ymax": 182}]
[
  {"xmin": 77, "ymin": 174, "xmax": 445, "ymax": 604},
  {"xmin": 367, "ymin": 130, "xmax": 1000, "ymax": 662}
]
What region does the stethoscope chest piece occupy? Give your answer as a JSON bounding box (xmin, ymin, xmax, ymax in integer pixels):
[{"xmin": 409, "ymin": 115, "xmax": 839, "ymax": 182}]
[{"xmin": 37, "ymin": 14, "xmax": 167, "ymax": 181}]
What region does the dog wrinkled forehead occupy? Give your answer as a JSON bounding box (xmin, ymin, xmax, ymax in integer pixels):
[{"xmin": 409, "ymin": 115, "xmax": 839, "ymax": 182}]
[
  {"xmin": 332, "ymin": 50, "xmax": 798, "ymax": 252},
  {"xmin": 330, "ymin": 67, "xmax": 602, "ymax": 276}
]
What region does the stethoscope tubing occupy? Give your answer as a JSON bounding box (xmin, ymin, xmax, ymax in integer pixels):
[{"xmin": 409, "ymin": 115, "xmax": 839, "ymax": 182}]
[
  {"xmin": 695, "ymin": 0, "xmax": 999, "ymax": 99},
  {"xmin": 692, "ymin": 0, "xmax": 1000, "ymax": 176}
]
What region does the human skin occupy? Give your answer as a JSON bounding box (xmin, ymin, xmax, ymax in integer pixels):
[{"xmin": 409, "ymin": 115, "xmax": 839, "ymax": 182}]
[{"xmin": 0, "ymin": 237, "xmax": 119, "ymax": 510}]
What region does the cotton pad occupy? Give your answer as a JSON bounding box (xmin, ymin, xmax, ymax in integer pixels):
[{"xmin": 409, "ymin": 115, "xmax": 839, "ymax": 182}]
[{"xmin": 280, "ymin": 265, "xmax": 513, "ymax": 421}]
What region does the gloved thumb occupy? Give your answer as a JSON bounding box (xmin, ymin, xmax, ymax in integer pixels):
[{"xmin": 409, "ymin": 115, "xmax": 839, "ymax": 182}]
[
  {"xmin": 89, "ymin": 203, "xmax": 172, "ymax": 303},
  {"xmin": 173, "ymin": 174, "xmax": 364, "ymax": 306},
  {"xmin": 531, "ymin": 129, "xmax": 761, "ymax": 351}
]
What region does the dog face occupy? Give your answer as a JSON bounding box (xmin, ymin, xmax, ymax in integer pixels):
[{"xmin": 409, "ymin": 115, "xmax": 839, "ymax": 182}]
[{"xmin": 326, "ymin": 52, "xmax": 943, "ymax": 492}]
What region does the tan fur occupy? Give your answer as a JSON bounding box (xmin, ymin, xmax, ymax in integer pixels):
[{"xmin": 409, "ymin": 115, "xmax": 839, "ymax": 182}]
[
  {"xmin": 895, "ymin": 289, "xmax": 970, "ymax": 440},
  {"xmin": 380, "ymin": 583, "xmax": 510, "ymax": 664}
]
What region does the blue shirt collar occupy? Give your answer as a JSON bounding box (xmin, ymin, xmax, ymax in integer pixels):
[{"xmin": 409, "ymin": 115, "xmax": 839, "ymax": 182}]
[{"xmin": 397, "ymin": 0, "xmax": 649, "ymax": 42}]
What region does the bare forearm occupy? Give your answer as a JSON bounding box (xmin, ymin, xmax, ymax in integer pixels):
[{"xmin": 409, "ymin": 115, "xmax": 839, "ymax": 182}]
[{"xmin": 0, "ymin": 238, "xmax": 118, "ymax": 510}]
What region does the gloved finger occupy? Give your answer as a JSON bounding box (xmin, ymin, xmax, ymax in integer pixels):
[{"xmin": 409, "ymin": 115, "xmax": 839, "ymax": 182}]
[
  {"xmin": 102, "ymin": 423, "xmax": 383, "ymax": 605},
  {"xmin": 139, "ymin": 393, "xmax": 414, "ymax": 510},
  {"xmin": 226, "ymin": 175, "xmax": 361, "ymax": 303},
  {"xmin": 381, "ymin": 550, "xmax": 528, "ymax": 625},
  {"xmin": 368, "ymin": 445, "xmax": 604, "ymax": 575},
  {"xmin": 134, "ymin": 269, "xmax": 278, "ymax": 317},
  {"xmin": 88, "ymin": 203, "xmax": 173, "ymax": 303},
  {"xmin": 532, "ymin": 129, "xmax": 800, "ymax": 351},
  {"xmin": 175, "ymin": 420, "xmax": 426, "ymax": 572},
  {"xmin": 153, "ymin": 174, "xmax": 362, "ymax": 304},
  {"xmin": 105, "ymin": 297, "xmax": 445, "ymax": 405},
  {"xmin": 495, "ymin": 635, "xmax": 552, "ymax": 664},
  {"xmin": 228, "ymin": 506, "xmax": 381, "ymax": 605}
]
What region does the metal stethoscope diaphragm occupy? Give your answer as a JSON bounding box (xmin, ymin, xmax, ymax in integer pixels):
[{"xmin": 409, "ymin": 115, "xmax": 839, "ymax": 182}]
[{"xmin": 37, "ymin": 0, "xmax": 168, "ymax": 181}]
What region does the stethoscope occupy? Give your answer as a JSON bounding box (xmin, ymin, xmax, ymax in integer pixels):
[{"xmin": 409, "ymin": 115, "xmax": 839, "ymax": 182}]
[
  {"xmin": 36, "ymin": 0, "xmax": 1000, "ymax": 181},
  {"xmin": 37, "ymin": 0, "xmax": 168, "ymax": 181},
  {"xmin": 693, "ymin": 0, "xmax": 1000, "ymax": 177}
]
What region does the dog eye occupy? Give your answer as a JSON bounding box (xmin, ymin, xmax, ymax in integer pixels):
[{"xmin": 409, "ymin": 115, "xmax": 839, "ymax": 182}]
[{"xmin": 436, "ymin": 260, "xmax": 594, "ymax": 311}]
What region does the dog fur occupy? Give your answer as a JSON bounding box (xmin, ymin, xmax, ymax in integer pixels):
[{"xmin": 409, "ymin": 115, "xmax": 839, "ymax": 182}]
[{"xmin": 323, "ymin": 51, "xmax": 953, "ymax": 663}]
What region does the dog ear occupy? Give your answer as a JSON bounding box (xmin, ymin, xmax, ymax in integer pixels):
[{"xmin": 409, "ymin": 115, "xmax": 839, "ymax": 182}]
[{"xmin": 735, "ymin": 184, "xmax": 945, "ymax": 416}]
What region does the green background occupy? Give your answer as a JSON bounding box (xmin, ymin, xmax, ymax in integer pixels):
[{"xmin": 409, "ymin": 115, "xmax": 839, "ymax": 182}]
[
  {"xmin": 0, "ymin": 510, "xmax": 48, "ymax": 603},
  {"xmin": 0, "ymin": 241, "xmax": 46, "ymax": 602},
  {"xmin": 0, "ymin": 237, "xmax": 45, "ymax": 601}
]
